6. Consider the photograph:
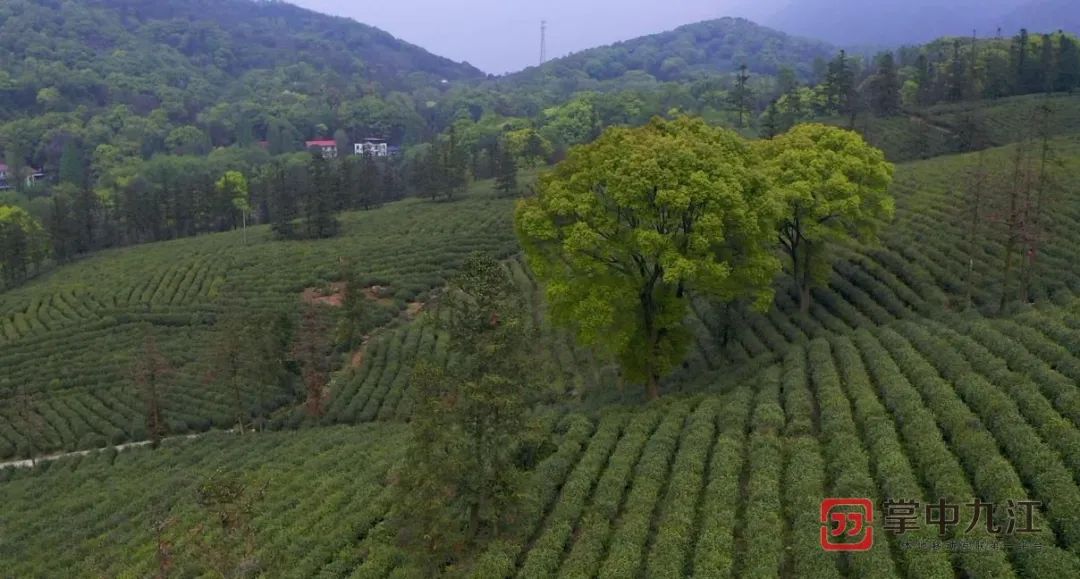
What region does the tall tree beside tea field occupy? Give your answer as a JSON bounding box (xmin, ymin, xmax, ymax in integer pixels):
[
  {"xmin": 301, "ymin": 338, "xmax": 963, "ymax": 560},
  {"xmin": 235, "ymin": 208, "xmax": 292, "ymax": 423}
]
[
  {"xmin": 757, "ymin": 124, "xmax": 895, "ymax": 315},
  {"xmin": 516, "ymin": 116, "xmax": 781, "ymax": 400}
]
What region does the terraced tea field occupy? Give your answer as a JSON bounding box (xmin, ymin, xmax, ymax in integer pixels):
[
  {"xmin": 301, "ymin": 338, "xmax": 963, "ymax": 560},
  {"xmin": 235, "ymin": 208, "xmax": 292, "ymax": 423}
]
[
  {"xmin": 3, "ymin": 121, "xmax": 1080, "ymax": 578},
  {"xmin": 0, "ymin": 193, "xmax": 517, "ymax": 457},
  {"xmin": 838, "ymin": 93, "xmax": 1080, "ymax": 162},
  {"xmin": 3, "ymin": 300, "xmax": 1079, "ymax": 577}
]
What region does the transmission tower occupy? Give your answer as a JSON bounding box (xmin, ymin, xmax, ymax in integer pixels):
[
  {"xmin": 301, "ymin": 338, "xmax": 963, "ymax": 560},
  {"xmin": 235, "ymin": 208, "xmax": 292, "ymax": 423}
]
[{"xmin": 540, "ymin": 20, "xmax": 547, "ymax": 65}]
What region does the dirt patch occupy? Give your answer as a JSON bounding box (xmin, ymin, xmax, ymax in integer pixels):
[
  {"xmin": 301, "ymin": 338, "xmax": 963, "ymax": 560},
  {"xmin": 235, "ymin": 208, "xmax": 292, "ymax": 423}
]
[
  {"xmin": 363, "ymin": 285, "xmax": 396, "ymax": 307},
  {"xmin": 301, "ymin": 282, "xmax": 346, "ymax": 307},
  {"xmin": 350, "ymin": 341, "xmax": 369, "ymax": 369},
  {"xmin": 405, "ymin": 301, "xmax": 425, "ymax": 319}
]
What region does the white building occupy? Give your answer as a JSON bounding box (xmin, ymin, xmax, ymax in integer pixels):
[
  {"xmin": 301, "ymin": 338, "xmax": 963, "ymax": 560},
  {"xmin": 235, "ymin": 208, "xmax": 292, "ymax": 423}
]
[{"xmin": 354, "ymin": 138, "xmax": 389, "ymax": 157}]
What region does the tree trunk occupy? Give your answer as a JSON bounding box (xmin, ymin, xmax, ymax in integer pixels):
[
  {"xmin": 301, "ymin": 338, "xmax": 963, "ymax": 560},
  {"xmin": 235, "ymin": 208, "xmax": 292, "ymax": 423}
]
[
  {"xmin": 468, "ymin": 501, "xmax": 481, "ymax": 542},
  {"xmin": 999, "ymin": 239, "xmax": 1016, "ymax": 313},
  {"xmin": 645, "ymin": 372, "xmax": 660, "ymax": 401},
  {"xmin": 800, "ymin": 283, "xmax": 811, "ymax": 316},
  {"xmin": 233, "ymin": 380, "xmax": 246, "ymax": 435}
]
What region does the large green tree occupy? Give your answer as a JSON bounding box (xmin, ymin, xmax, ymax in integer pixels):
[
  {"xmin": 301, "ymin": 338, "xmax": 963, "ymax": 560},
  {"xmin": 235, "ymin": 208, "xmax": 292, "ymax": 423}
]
[
  {"xmin": 0, "ymin": 205, "xmax": 49, "ymax": 287},
  {"xmin": 516, "ymin": 116, "xmax": 781, "ymax": 400},
  {"xmin": 757, "ymin": 123, "xmax": 894, "ymax": 315}
]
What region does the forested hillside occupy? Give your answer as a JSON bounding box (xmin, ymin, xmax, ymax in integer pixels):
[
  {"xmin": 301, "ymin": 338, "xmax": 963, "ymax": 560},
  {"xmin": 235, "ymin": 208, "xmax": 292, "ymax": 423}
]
[
  {"xmin": 494, "ymin": 18, "xmax": 833, "ymax": 99},
  {"xmin": 0, "ymin": 0, "xmax": 481, "ymax": 177}
]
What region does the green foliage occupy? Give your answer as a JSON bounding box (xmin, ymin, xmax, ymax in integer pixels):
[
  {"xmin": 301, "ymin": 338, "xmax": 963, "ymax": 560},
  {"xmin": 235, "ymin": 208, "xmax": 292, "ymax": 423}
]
[
  {"xmin": 516, "ymin": 116, "xmax": 780, "ymax": 398},
  {"xmin": 758, "ymin": 123, "xmax": 895, "ymax": 313},
  {"xmin": 392, "ymin": 253, "xmax": 531, "ymax": 569},
  {"xmin": 0, "ymin": 205, "xmax": 49, "ymax": 287},
  {"xmin": 493, "ymin": 141, "xmax": 519, "ymax": 197}
]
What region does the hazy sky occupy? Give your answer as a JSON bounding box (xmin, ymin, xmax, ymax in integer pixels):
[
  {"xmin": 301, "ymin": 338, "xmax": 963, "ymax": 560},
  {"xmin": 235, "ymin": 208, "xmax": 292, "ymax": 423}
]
[{"xmin": 291, "ymin": 1, "xmax": 786, "ymax": 74}]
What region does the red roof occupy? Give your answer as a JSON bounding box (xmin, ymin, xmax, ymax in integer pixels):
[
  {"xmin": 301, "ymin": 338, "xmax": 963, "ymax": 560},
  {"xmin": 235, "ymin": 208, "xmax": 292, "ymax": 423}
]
[{"xmin": 305, "ymin": 140, "xmax": 337, "ymax": 147}]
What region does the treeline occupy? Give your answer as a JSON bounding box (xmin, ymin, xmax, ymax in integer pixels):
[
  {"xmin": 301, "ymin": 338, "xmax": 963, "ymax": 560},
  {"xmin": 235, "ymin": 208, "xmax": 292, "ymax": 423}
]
[
  {"xmin": 765, "ymin": 29, "xmax": 1080, "ymax": 134},
  {"xmin": 0, "ymin": 149, "xmax": 407, "ymax": 287}
]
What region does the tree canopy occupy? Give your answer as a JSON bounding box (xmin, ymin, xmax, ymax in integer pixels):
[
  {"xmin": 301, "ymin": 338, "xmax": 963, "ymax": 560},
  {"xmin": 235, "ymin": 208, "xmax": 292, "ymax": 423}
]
[
  {"xmin": 756, "ymin": 123, "xmax": 895, "ymax": 313},
  {"xmin": 516, "ymin": 116, "xmax": 781, "ymax": 399}
]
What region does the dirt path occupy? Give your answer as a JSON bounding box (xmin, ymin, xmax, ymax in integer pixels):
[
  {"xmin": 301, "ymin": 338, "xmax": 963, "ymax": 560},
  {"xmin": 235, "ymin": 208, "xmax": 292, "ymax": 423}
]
[{"xmin": 0, "ymin": 433, "xmax": 212, "ymax": 471}]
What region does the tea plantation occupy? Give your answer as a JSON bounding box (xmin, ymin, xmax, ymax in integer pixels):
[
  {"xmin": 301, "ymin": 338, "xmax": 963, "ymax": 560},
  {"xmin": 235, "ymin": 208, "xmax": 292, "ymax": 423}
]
[{"xmin": 2, "ymin": 132, "xmax": 1080, "ymax": 577}]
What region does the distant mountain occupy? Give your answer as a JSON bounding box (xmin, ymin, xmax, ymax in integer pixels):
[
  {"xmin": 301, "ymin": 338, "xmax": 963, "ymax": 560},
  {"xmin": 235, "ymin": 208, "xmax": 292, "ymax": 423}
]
[
  {"xmin": 497, "ymin": 18, "xmax": 833, "ymax": 97},
  {"xmin": 763, "ymin": 0, "xmax": 1074, "ymax": 46}
]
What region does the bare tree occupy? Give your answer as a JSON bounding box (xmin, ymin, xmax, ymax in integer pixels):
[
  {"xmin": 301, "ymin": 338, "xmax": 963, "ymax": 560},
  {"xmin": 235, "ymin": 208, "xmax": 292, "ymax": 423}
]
[
  {"xmin": 133, "ymin": 332, "xmax": 172, "ymax": 449},
  {"xmin": 291, "ymin": 305, "xmax": 332, "ymax": 418},
  {"xmin": 13, "ymin": 388, "xmax": 45, "ymax": 466},
  {"xmin": 1018, "ymin": 101, "xmax": 1059, "ymax": 304},
  {"xmin": 960, "ymin": 150, "xmax": 993, "ymax": 309}
]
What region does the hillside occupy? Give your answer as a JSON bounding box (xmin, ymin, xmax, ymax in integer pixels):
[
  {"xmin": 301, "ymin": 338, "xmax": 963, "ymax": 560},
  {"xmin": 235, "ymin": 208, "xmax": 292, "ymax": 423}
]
[
  {"xmin": 0, "ymin": 0, "xmax": 482, "ymax": 175},
  {"xmin": 3, "ymin": 132, "xmax": 1080, "ymax": 426},
  {"xmin": 835, "ymin": 93, "xmax": 1080, "ymax": 162},
  {"xmin": 0, "ymin": 185, "xmax": 518, "ymax": 457},
  {"xmin": 494, "ymin": 18, "xmax": 833, "ymax": 99},
  {"xmin": 4, "ymin": 7, "xmax": 1080, "ymax": 577},
  {"xmin": 4, "ymin": 308, "xmax": 1080, "ymax": 576},
  {"xmin": 3, "ymin": 129, "xmax": 1080, "ymax": 574}
]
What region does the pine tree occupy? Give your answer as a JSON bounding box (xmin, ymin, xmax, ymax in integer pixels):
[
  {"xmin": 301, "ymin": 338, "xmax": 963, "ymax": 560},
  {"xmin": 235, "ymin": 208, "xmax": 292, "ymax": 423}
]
[
  {"xmin": 947, "ymin": 40, "xmax": 967, "ymax": 102},
  {"xmin": 1057, "ymin": 34, "xmax": 1080, "ymax": 92},
  {"xmin": 392, "ymin": 254, "xmax": 531, "ymax": 568},
  {"xmin": 303, "ymin": 153, "xmax": 339, "ymax": 239},
  {"xmin": 826, "ymin": 50, "xmax": 859, "ymax": 124},
  {"xmin": 194, "ymin": 472, "xmax": 267, "ymax": 577},
  {"xmin": 870, "ymin": 52, "xmax": 902, "ymax": 115},
  {"xmin": 358, "ymin": 151, "xmax": 380, "ymax": 209},
  {"xmin": 441, "ymin": 127, "xmax": 469, "ymax": 201},
  {"xmin": 494, "ymin": 141, "xmax": 518, "ymax": 197},
  {"xmin": 72, "ymin": 188, "xmax": 100, "ymax": 253},
  {"xmin": 1013, "ymin": 29, "xmax": 1032, "ymax": 94},
  {"xmin": 47, "ymin": 191, "xmax": 78, "ymax": 262},
  {"xmin": 760, "ymin": 101, "xmax": 781, "ymax": 138},
  {"xmin": 336, "ymin": 262, "xmax": 368, "ymax": 351},
  {"xmin": 267, "ymin": 161, "xmax": 297, "ymax": 240},
  {"xmin": 914, "ymin": 54, "xmax": 933, "ymax": 106},
  {"xmin": 1038, "ymin": 34, "xmax": 1057, "ymax": 93},
  {"xmin": 730, "ymin": 64, "xmax": 752, "ymax": 128}
]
